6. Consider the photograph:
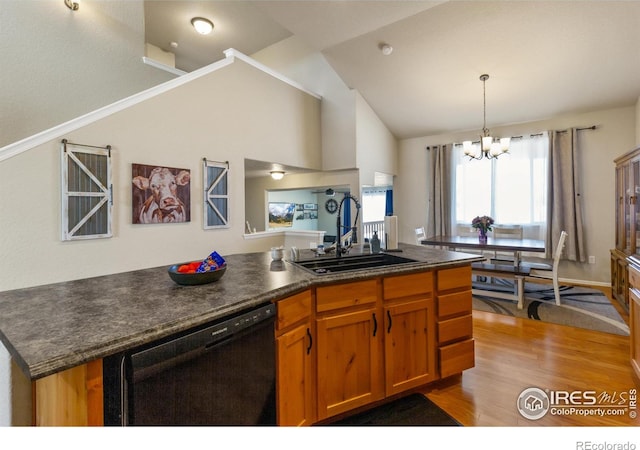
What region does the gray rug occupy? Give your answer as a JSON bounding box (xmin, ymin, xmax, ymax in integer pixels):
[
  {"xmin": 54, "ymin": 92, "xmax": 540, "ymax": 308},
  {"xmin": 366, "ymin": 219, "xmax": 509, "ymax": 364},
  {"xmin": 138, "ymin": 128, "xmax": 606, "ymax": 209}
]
[{"xmin": 472, "ymin": 280, "xmax": 629, "ymax": 336}]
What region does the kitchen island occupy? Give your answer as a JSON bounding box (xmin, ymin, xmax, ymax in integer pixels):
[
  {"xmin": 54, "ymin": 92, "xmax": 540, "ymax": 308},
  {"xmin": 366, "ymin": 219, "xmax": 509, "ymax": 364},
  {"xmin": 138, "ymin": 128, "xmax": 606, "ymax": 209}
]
[{"xmin": 0, "ymin": 243, "xmax": 482, "ymax": 425}]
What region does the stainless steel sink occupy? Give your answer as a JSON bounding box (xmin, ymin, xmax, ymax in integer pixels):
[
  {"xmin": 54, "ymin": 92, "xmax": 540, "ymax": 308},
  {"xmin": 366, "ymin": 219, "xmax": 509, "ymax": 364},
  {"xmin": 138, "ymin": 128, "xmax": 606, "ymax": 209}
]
[{"xmin": 291, "ymin": 253, "xmax": 419, "ymax": 275}]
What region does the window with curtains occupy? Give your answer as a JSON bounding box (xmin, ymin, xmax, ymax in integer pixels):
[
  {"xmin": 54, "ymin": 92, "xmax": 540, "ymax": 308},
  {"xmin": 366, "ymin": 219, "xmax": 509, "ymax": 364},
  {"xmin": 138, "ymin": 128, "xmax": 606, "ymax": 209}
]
[{"xmin": 451, "ymin": 133, "xmax": 549, "ymax": 240}]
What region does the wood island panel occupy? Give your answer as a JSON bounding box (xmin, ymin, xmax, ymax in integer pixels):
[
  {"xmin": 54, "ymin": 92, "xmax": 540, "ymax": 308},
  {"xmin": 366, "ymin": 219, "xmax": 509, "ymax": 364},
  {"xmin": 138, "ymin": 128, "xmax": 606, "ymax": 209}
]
[
  {"xmin": 34, "ymin": 359, "xmax": 103, "ymax": 426},
  {"xmin": 438, "ymin": 314, "xmax": 473, "ymax": 345},
  {"xmin": 316, "ymin": 279, "xmax": 378, "ymax": 312},
  {"xmin": 277, "ymin": 290, "xmax": 312, "ymax": 332},
  {"xmin": 382, "ymin": 271, "xmax": 433, "ymax": 300},
  {"xmin": 437, "ymin": 265, "xmax": 472, "ymax": 292},
  {"xmin": 438, "ymin": 290, "xmax": 472, "ymax": 318}
]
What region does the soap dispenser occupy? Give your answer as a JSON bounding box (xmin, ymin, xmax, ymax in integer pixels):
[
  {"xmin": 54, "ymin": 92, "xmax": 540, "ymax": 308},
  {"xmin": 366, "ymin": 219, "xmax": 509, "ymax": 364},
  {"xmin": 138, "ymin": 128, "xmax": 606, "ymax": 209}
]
[{"xmin": 371, "ymin": 231, "xmax": 381, "ymax": 253}]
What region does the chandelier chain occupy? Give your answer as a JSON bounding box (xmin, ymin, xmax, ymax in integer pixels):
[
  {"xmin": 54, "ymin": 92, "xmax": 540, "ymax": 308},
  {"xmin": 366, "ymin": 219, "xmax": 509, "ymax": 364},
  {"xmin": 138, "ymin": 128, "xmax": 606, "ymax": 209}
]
[{"xmin": 481, "ymin": 74, "xmax": 489, "ymax": 137}]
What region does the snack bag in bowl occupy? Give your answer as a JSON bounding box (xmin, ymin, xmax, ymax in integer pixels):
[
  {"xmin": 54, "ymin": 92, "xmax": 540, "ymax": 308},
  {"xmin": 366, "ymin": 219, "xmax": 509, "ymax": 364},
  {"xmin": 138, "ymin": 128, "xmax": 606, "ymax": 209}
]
[{"xmin": 197, "ymin": 251, "xmax": 226, "ymax": 273}]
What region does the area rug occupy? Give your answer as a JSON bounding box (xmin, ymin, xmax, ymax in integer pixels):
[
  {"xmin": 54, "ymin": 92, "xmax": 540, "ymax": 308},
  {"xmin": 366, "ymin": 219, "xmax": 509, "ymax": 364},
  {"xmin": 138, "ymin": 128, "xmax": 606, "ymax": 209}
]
[
  {"xmin": 328, "ymin": 394, "xmax": 460, "ymax": 426},
  {"xmin": 472, "ymin": 280, "xmax": 629, "ymax": 336}
]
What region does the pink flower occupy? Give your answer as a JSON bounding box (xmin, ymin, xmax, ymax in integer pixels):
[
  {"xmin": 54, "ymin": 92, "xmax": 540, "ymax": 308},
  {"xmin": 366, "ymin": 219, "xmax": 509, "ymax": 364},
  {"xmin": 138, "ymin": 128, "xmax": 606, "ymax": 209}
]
[{"xmin": 471, "ymin": 215, "xmax": 494, "ymax": 233}]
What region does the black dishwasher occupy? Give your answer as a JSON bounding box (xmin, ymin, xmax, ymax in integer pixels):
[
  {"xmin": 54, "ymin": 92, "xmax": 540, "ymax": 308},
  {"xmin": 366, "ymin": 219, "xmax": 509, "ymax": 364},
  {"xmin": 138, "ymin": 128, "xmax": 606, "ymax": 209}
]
[{"xmin": 103, "ymin": 302, "xmax": 277, "ymax": 426}]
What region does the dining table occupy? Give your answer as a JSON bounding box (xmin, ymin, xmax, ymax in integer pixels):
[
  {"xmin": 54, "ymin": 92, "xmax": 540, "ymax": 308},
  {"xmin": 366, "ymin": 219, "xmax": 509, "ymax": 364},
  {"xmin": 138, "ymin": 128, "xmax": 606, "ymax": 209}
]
[
  {"xmin": 420, "ymin": 235, "xmax": 546, "ymax": 267},
  {"xmin": 420, "ymin": 235, "xmax": 547, "ymax": 309}
]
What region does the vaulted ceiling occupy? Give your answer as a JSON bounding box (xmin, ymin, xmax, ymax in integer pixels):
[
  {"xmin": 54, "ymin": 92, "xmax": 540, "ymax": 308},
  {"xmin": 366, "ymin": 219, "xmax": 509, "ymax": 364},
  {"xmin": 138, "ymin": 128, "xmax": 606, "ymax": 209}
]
[{"xmin": 145, "ymin": 1, "xmax": 640, "ymax": 140}]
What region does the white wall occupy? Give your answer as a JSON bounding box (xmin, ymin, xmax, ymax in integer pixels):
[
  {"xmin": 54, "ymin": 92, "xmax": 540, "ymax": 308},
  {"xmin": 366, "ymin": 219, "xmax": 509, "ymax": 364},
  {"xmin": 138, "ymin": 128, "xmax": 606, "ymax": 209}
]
[
  {"xmin": 396, "ymin": 105, "xmax": 636, "ymax": 285},
  {"xmin": 251, "ymin": 36, "xmax": 358, "ymax": 171},
  {"xmin": 355, "ymin": 91, "xmax": 399, "ymax": 186},
  {"xmin": 0, "ymin": 0, "xmax": 175, "ymax": 148}
]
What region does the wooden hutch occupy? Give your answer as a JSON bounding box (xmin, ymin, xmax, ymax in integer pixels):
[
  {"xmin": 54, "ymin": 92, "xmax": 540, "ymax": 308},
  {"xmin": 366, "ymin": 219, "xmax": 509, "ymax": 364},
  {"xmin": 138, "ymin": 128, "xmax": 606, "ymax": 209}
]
[{"xmin": 612, "ymin": 146, "xmax": 640, "ymax": 384}]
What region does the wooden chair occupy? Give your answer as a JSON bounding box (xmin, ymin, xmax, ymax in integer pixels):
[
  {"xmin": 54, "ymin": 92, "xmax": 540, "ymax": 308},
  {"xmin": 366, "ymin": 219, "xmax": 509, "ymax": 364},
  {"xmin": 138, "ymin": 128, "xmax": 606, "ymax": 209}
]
[
  {"xmin": 491, "ymin": 225, "xmax": 523, "ymax": 263},
  {"xmin": 523, "ymin": 231, "xmax": 568, "ymax": 306},
  {"xmin": 415, "ymin": 226, "xmax": 426, "ymax": 245}
]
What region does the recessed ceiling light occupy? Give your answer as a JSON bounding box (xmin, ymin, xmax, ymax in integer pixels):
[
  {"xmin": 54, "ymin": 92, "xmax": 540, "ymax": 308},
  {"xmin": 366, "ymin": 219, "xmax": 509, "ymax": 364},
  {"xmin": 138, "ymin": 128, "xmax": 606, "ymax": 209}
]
[
  {"xmin": 270, "ymin": 171, "xmax": 285, "ymax": 180},
  {"xmin": 191, "ymin": 17, "xmax": 214, "ymax": 35}
]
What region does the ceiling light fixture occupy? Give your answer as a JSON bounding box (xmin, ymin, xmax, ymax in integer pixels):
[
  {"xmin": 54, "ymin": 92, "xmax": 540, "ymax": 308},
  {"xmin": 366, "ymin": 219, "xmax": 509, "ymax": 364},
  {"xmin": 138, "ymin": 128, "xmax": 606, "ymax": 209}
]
[
  {"xmin": 270, "ymin": 171, "xmax": 285, "ymax": 180},
  {"xmin": 191, "ymin": 17, "xmax": 214, "ymax": 35},
  {"xmin": 64, "ymin": 0, "xmax": 79, "ymax": 11},
  {"xmin": 463, "ymin": 74, "xmax": 510, "ymax": 160}
]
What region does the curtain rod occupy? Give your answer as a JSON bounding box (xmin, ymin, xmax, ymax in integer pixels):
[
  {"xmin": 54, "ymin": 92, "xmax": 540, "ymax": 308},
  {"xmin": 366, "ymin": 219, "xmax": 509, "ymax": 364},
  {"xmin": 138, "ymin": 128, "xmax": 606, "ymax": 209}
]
[
  {"xmin": 556, "ymin": 125, "xmax": 597, "ymax": 133},
  {"xmin": 451, "ymin": 126, "xmax": 596, "ymax": 146},
  {"xmin": 514, "ymin": 126, "xmax": 596, "ymax": 138}
]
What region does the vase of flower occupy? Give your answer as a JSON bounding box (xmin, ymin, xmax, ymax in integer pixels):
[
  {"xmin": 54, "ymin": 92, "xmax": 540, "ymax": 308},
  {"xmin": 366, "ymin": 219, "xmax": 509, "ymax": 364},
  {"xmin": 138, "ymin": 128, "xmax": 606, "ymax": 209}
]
[{"xmin": 471, "ymin": 215, "xmax": 494, "ymax": 244}]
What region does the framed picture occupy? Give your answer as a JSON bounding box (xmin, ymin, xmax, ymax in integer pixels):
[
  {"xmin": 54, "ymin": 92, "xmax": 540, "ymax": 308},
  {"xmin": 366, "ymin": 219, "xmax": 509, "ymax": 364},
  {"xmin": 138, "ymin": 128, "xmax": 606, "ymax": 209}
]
[
  {"xmin": 203, "ymin": 159, "xmax": 229, "ymax": 229},
  {"xmin": 268, "ymin": 202, "xmax": 295, "ymax": 229},
  {"xmin": 296, "ymin": 203, "xmax": 304, "ymax": 211},
  {"xmin": 304, "ymin": 203, "xmax": 317, "ymax": 210},
  {"xmin": 132, "ymin": 163, "xmax": 191, "ymax": 224},
  {"xmin": 61, "ymin": 140, "xmax": 112, "ymax": 241}
]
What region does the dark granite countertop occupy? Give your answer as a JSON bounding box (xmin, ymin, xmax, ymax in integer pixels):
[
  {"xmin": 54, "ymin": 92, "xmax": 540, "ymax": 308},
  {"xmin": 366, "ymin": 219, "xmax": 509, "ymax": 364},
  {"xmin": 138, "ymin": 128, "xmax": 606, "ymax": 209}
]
[{"xmin": 0, "ymin": 243, "xmax": 481, "ymax": 380}]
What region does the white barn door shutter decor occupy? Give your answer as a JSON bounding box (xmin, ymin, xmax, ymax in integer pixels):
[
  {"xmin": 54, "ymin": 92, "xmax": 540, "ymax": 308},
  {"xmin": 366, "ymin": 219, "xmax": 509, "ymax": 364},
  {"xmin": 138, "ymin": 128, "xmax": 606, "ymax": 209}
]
[
  {"xmin": 61, "ymin": 139, "xmax": 112, "ymax": 240},
  {"xmin": 203, "ymin": 159, "xmax": 230, "ymax": 229}
]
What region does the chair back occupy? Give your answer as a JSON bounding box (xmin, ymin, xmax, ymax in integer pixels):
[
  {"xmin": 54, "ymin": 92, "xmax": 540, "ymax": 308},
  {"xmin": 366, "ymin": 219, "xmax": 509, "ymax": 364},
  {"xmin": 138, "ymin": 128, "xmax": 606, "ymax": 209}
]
[
  {"xmin": 493, "ymin": 225, "xmax": 523, "ymax": 239},
  {"xmin": 415, "ymin": 226, "xmax": 426, "ymax": 245},
  {"xmin": 552, "ymin": 231, "xmax": 568, "ymax": 271}
]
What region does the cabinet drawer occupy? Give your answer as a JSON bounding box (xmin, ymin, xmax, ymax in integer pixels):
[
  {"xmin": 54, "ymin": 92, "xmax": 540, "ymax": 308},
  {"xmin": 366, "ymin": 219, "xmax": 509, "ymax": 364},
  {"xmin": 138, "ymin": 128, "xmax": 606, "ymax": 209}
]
[
  {"xmin": 437, "ymin": 266, "xmax": 472, "ymax": 292},
  {"xmin": 316, "ymin": 280, "xmax": 378, "ymax": 313},
  {"xmin": 438, "ymin": 314, "xmax": 472, "ymax": 344},
  {"xmin": 277, "ymin": 290, "xmax": 312, "ymax": 332},
  {"xmin": 437, "ymin": 290, "xmax": 472, "ymax": 318},
  {"xmin": 439, "ymin": 339, "xmax": 475, "ymax": 378},
  {"xmin": 383, "ymin": 271, "xmax": 433, "ymax": 300},
  {"xmin": 629, "ymin": 264, "xmax": 640, "ymax": 289}
]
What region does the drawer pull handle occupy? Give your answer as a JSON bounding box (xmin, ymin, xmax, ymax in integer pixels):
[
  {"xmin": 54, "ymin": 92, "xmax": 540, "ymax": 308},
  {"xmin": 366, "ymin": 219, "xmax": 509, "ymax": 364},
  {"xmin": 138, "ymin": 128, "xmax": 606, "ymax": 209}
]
[
  {"xmin": 387, "ymin": 310, "xmax": 392, "ymax": 333},
  {"xmin": 372, "ymin": 313, "xmax": 378, "ymax": 337},
  {"xmin": 306, "ymin": 328, "xmax": 312, "ymax": 355}
]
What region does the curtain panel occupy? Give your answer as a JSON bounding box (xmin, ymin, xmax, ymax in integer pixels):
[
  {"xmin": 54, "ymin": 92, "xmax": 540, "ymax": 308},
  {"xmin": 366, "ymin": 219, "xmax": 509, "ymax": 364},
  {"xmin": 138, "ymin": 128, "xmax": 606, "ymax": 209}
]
[
  {"xmin": 548, "ymin": 129, "xmax": 586, "ymax": 262},
  {"xmin": 426, "ymin": 145, "xmax": 451, "ymax": 238}
]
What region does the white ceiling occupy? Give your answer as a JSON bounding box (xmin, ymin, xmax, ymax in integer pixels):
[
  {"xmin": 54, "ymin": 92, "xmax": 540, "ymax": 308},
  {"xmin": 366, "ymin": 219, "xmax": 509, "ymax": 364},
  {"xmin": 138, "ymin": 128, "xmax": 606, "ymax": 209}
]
[{"xmin": 145, "ymin": 0, "xmax": 640, "ymax": 141}]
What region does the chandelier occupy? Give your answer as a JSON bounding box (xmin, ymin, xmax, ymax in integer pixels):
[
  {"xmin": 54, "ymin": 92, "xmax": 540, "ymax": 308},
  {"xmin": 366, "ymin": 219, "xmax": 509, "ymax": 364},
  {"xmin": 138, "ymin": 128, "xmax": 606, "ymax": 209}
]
[{"xmin": 463, "ymin": 74, "xmax": 510, "ymax": 160}]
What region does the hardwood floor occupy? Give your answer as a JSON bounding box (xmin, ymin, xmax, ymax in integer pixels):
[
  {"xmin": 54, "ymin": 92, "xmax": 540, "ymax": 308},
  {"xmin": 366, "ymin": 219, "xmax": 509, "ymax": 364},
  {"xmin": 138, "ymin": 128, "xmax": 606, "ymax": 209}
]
[{"xmin": 422, "ymin": 285, "xmax": 639, "ymax": 426}]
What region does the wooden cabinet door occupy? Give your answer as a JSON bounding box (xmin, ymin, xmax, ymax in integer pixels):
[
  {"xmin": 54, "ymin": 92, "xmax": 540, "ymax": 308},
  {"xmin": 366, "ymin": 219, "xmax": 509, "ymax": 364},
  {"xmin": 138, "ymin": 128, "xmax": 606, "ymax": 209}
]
[
  {"xmin": 276, "ymin": 321, "xmax": 315, "ymax": 426},
  {"xmin": 384, "ymin": 298, "xmax": 437, "ymax": 396},
  {"xmin": 316, "ymin": 307, "xmax": 383, "ymax": 420}
]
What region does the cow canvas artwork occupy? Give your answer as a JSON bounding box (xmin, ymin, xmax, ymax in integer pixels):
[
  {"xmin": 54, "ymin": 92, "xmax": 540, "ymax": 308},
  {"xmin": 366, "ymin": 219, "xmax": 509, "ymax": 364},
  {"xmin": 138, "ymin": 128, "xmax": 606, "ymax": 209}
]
[{"xmin": 132, "ymin": 164, "xmax": 191, "ymax": 224}]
